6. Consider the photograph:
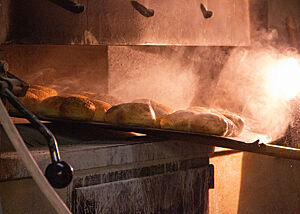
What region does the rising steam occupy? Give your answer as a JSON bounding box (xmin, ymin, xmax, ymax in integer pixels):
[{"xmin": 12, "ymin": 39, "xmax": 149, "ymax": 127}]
[
  {"xmin": 108, "ymin": 30, "xmax": 300, "ymax": 141},
  {"xmin": 211, "ymin": 30, "xmax": 300, "ymax": 140},
  {"xmin": 108, "ymin": 46, "xmax": 200, "ymax": 110},
  {"xmin": 8, "ymin": 30, "xmax": 299, "ymax": 141}
]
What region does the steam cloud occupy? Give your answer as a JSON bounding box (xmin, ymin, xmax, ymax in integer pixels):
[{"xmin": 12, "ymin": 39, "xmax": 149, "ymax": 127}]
[
  {"xmin": 108, "ymin": 30, "xmax": 300, "ymax": 141},
  {"xmin": 211, "ymin": 29, "xmax": 300, "ymax": 140},
  {"xmin": 8, "ymin": 29, "xmax": 299, "ymax": 141},
  {"xmin": 108, "ymin": 46, "xmax": 201, "ymax": 110}
]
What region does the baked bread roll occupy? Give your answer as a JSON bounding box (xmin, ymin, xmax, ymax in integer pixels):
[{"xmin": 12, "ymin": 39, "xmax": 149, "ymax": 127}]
[
  {"xmin": 188, "ymin": 106, "xmax": 245, "ymax": 136},
  {"xmin": 30, "ymin": 85, "xmax": 58, "ymax": 97},
  {"xmin": 38, "ymin": 96, "xmax": 66, "ymax": 118},
  {"xmin": 92, "ymin": 99, "xmax": 112, "ymax": 122},
  {"xmin": 132, "ymin": 99, "xmax": 174, "ymax": 118},
  {"xmin": 8, "ymin": 91, "xmax": 42, "ymax": 115},
  {"xmin": 27, "ymin": 88, "xmax": 51, "ymax": 101},
  {"xmin": 105, "ymin": 103, "xmax": 156, "ymax": 127},
  {"xmin": 60, "ymin": 96, "xmax": 96, "ymax": 120},
  {"xmin": 8, "ymin": 85, "xmax": 57, "ymax": 115},
  {"xmin": 218, "ymin": 110, "xmax": 245, "ymax": 136},
  {"xmin": 160, "ymin": 109, "xmax": 230, "ymax": 136},
  {"xmin": 132, "ymin": 99, "xmax": 174, "ymax": 127}
]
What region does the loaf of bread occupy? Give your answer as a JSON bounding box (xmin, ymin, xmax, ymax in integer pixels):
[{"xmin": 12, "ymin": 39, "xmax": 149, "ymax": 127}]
[
  {"xmin": 132, "ymin": 99, "xmax": 174, "ymax": 127},
  {"xmin": 29, "ymin": 85, "xmax": 58, "ymax": 97},
  {"xmin": 17, "ymin": 91, "xmax": 41, "ymax": 114},
  {"xmin": 105, "ymin": 103, "xmax": 156, "ymax": 127},
  {"xmin": 38, "ymin": 96, "xmax": 67, "ymax": 118},
  {"xmin": 59, "ymin": 96, "xmax": 96, "ymax": 120},
  {"xmin": 160, "ymin": 109, "xmax": 231, "ymax": 136},
  {"xmin": 92, "ymin": 99, "xmax": 112, "ymax": 122},
  {"xmin": 8, "ymin": 85, "xmax": 58, "ymax": 115},
  {"xmin": 217, "ymin": 110, "xmax": 245, "ymax": 136},
  {"xmin": 186, "ymin": 106, "xmax": 245, "ymax": 136}
]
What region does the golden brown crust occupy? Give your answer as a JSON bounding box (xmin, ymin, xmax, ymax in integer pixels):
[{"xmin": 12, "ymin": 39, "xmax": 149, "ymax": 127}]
[
  {"xmin": 92, "ymin": 99, "xmax": 112, "ymax": 122},
  {"xmin": 60, "ymin": 96, "xmax": 96, "ymax": 120},
  {"xmin": 9, "ymin": 85, "xmax": 57, "ymax": 115},
  {"xmin": 27, "ymin": 88, "xmax": 51, "ymax": 101},
  {"xmin": 132, "ymin": 99, "xmax": 174, "ymax": 117},
  {"xmin": 160, "ymin": 110, "xmax": 198, "ymax": 132},
  {"xmin": 219, "ymin": 111, "xmax": 245, "ymax": 136},
  {"xmin": 19, "ymin": 91, "xmax": 42, "ymax": 114},
  {"xmin": 160, "ymin": 109, "xmax": 229, "ymax": 136},
  {"xmin": 7, "ymin": 91, "xmax": 41, "ymax": 115},
  {"xmin": 132, "ymin": 99, "xmax": 174, "ymax": 127},
  {"xmin": 188, "ymin": 106, "xmax": 245, "ymax": 136},
  {"xmin": 38, "ymin": 96, "xmax": 67, "ymax": 118},
  {"xmin": 30, "ymin": 85, "xmax": 58, "ymax": 97},
  {"xmin": 105, "ymin": 103, "xmax": 156, "ymax": 127}
]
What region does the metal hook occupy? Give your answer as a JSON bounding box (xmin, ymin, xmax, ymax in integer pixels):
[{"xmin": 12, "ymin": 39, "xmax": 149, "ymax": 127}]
[
  {"xmin": 131, "ymin": 1, "xmax": 154, "ymax": 18},
  {"xmin": 49, "ymin": 0, "xmax": 84, "ymax": 14},
  {"xmin": 200, "ymin": 3, "xmax": 213, "ymax": 19}
]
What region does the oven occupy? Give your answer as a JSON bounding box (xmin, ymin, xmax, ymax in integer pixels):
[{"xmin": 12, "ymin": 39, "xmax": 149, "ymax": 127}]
[{"xmin": 1, "ymin": 0, "xmax": 300, "ymax": 214}]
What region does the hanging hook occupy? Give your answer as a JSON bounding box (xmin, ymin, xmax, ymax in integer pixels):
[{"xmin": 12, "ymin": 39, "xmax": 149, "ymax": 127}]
[
  {"xmin": 49, "ymin": 0, "xmax": 84, "ymax": 14},
  {"xmin": 200, "ymin": 3, "xmax": 213, "ymax": 19},
  {"xmin": 131, "ymin": 1, "xmax": 154, "ymax": 18}
]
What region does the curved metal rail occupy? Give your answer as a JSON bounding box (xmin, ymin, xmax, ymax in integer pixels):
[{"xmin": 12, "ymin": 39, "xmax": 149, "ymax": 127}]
[{"xmin": 24, "ymin": 118, "xmax": 300, "ymax": 161}]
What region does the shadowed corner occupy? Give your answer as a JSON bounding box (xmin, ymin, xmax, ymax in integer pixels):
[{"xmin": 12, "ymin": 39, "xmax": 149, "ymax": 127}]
[{"xmin": 0, "ymin": 199, "xmax": 2, "ymax": 214}]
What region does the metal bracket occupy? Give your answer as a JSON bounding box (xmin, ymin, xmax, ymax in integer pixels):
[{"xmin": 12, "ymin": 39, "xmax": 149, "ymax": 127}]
[{"xmin": 49, "ymin": 0, "xmax": 84, "ymax": 13}]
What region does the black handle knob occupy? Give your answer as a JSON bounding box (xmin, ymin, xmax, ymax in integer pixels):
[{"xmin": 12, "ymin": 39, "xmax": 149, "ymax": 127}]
[{"xmin": 45, "ymin": 161, "xmax": 73, "ymax": 189}]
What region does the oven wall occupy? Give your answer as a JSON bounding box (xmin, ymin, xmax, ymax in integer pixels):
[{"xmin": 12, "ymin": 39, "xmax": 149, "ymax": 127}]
[
  {"xmin": 0, "ymin": 45, "xmax": 108, "ymax": 94},
  {"xmin": 209, "ymin": 151, "xmax": 300, "ymax": 214},
  {"xmin": 107, "ymin": 45, "xmax": 230, "ymax": 109},
  {"xmin": 3, "ymin": 0, "xmax": 250, "ymax": 46}
]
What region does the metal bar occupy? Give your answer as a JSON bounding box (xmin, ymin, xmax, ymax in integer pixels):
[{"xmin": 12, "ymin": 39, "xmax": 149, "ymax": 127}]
[
  {"xmin": 9, "ymin": 115, "xmax": 300, "ymax": 161},
  {"xmin": 173, "ymin": 133, "xmax": 300, "ymax": 161},
  {"xmin": 99, "ymin": 126, "xmax": 300, "ymax": 161},
  {"xmin": 131, "ymin": 1, "xmax": 154, "ymax": 18},
  {"xmin": 4, "ymin": 89, "xmax": 60, "ymax": 162},
  {"xmin": 0, "ymin": 99, "xmax": 72, "ymax": 214}
]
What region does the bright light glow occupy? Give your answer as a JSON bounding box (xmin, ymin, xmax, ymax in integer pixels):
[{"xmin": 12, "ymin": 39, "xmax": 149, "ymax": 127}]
[{"xmin": 266, "ymin": 58, "xmax": 300, "ymax": 99}]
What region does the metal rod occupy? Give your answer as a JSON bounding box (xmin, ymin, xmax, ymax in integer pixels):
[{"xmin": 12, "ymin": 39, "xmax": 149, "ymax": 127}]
[
  {"xmin": 160, "ymin": 131, "xmax": 300, "ymax": 161},
  {"xmin": 0, "ymin": 99, "xmax": 72, "ymax": 214},
  {"xmin": 68, "ymin": 122, "xmax": 300, "ymax": 161},
  {"xmin": 131, "ymin": 1, "xmax": 154, "ymax": 17},
  {"xmin": 4, "ymin": 89, "xmax": 60, "ymax": 162},
  {"xmin": 16, "ymin": 112, "xmax": 300, "ymax": 161}
]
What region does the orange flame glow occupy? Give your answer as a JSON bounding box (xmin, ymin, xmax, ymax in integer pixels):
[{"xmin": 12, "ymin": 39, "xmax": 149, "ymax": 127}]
[{"xmin": 266, "ymin": 58, "xmax": 300, "ymax": 99}]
